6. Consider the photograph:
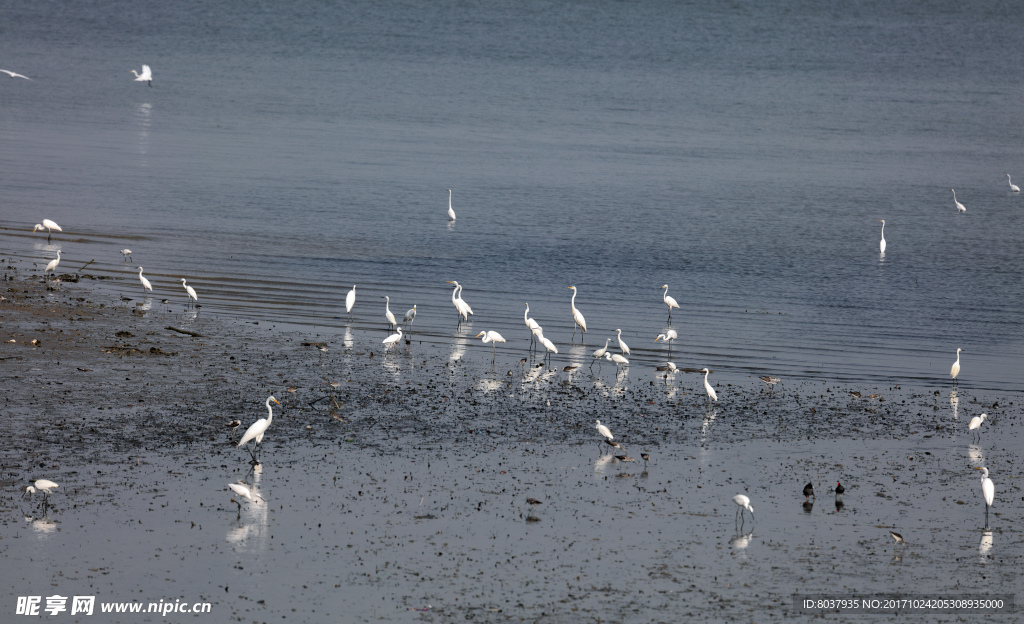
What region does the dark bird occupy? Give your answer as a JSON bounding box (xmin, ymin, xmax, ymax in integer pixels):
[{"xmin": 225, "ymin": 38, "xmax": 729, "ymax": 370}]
[
  {"xmin": 604, "ymin": 439, "xmax": 622, "ymax": 450},
  {"xmin": 835, "ymin": 482, "xmax": 845, "ymax": 499},
  {"xmin": 526, "ymin": 498, "xmax": 542, "ymax": 507},
  {"xmin": 226, "ymin": 419, "xmax": 242, "ymax": 429},
  {"xmin": 889, "ymin": 531, "xmax": 905, "ymax": 547},
  {"xmin": 803, "ymin": 482, "xmax": 815, "ymax": 500},
  {"xmin": 640, "ymin": 452, "xmax": 650, "ymax": 466},
  {"xmin": 615, "ymin": 455, "xmax": 635, "ymax": 462}
]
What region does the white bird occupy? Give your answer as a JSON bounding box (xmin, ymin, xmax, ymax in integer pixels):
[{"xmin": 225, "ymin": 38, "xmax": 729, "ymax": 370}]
[
  {"xmin": 591, "ymin": 337, "xmax": 612, "ymax": 367},
  {"xmin": 655, "ymin": 329, "xmax": 678, "ymax": 351},
  {"xmin": 969, "ymin": 413, "xmax": 988, "ymax": 440},
  {"xmin": 660, "ymin": 284, "xmax": 680, "ymax": 321},
  {"xmin": 130, "ymin": 64, "xmax": 152, "ymax": 86},
  {"xmin": 977, "ymin": 467, "xmax": 994, "ymax": 526},
  {"xmin": 137, "ymin": 267, "xmax": 153, "ymax": 294},
  {"xmin": 43, "ymin": 251, "xmax": 61, "ymax": 276},
  {"xmin": 524, "ymin": 303, "xmax": 542, "ymax": 348},
  {"xmin": 595, "ymin": 420, "xmax": 613, "ymax": 442},
  {"xmin": 538, "ymin": 333, "xmax": 558, "ymax": 356},
  {"xmin": 32, "ymin": 219, "xmax": 62, "ymax": 241},
  {"xmin": 615, "ymin": 328, "xmax": 630, "ymax": 356},
  {"xmin": 120, "ymin": 249, "xmax": 132, "ymax": 262},
  {"xmin": 24, "ymin": 479, "xmax": 59, "ymax": 499},
  {"xmin": 878, "ymin": 220, "xmax": 886, "ymax": 254},
  {"xmin": 951, "ymin": 189, "xmax": 966, "ymax": 213},
  {"xmin": 0, "ymin": 69, "xmax": 31, "ymax": 80},
  {"xmin": 181, "ymin": 278, "xmax": 198, "ymax": 308},
  {"xmin": 568, "ymin": 286, "xmax": 587, "ymax": 341},
  {"xmin": 345, "ymin": 285, "xmax": 356, "ymax": 315},
  {"xmin": 228, "ymin": 482, "xmax": 263, "ymax": 504},
  {"xmin": 476, "ymin": 330, "xmax": 506, "ymax": 363},
  {"xmin": 733, "ymin": 494, "xmax": 754, "ymax": 524},
  {"xmin": 950, "ymin": 347, "xmax": 961, "ymax": 384},
  {"xmin": 382, "ymin": 327, "xmax": 403, "ymax": 352},
  {"xmin": 701, "ymin": 368, "xmax": 718, "ymax": 403},
  {"xmin": 447, "ymin": 189, "xmax": 456, "ymax": 221},
  {"xmin": 1007, "ymin": 174, "xmax": 1020, "ymax": 193},
  {"xmin": 605, "ymin": 351, "xmax": 629, "ymax": 367},
  {"xmin": 237, "ymin": 396, "xmax": 282, "ymax": 464},
  {"xmin": 403, "ymin": 304, "xmax": 417, "ymax": 331},
  {"xmin": 384, "ymin": 296, "xmax": 397, "ymax": 329},
  {"xmin": 447, "ymin": 281, "xmax": 472, "ymax": 323},
  {"xmin": 456, "ymin": 282, "xmax": 473, "ymax": 315}
]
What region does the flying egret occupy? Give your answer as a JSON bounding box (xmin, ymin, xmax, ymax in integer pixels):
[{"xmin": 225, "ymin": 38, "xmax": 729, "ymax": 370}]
[
  {"xmin": 24, "ymin": 479, "xmax": 59, "ymax": 500},
  {"xmin": 476, "ymin": 330, "xmax": 506, "ymax": 363},
  {"xmin": 835, "ymin": 482, "xmax": 845, "ymax": 500},
  {"xmin": 384, "ymin": 296, "xmax": 397, "ymax": 329},
  {"xmin": 976, "ymin": 467, "xmax": 995, "ymax": 527},
  {"xmin": 137, "ymin": 267, "xmax": 153, "ymax": 295},
  {"xmin": 382, "ymin": 327, "xmax": 403, "ymax": 354},
  {"xmin": 951, "ymin": 189, "xmax": 966, "ymax": 213},
  {"xmin": 568, "ymin": 286, "xmax": 587, "ymax": 342},
  {"xmin": 1007, "ymin": 174, "xmax": 1020, "ymax": 193},
  {"xmin": 969, "ymin": 413, "xmax": 988, "ymax": 441},
  {"xmin": 733, "ymin": 494, "xmax": 754, "ymax": 524},
  {"xmin": 654, "ymin": 329, "xmax": 677, "ymax": 352},
  {"xmin": 591, "ymin": 337, "xmax": 612, "ymax": 368},
  {"xmin": 43, "ymin": 251, "xmax": 61, "ymax": 276},
  {"xmin": 0, "ymin": 69, "xmax": 31, "ymax": 80},
  {"xmin": 950, "ymin": 347, "xmax": 961, "ymax": 385},
  {"xmin": 701, "ymin": 368, "xmax": 718, "ymax": 404},
  {"xmin": 878, "ymin": 220, "xmax": 886, "ymax": 254},
  {"xmin": 120, "ymin": 249, "xmax": 132, "ymax": 262},
  {"xmin": 605, "ymin": 351, "xmax": 629, "ymax": 368},
  {"xmin": 447, "ymin": 189, "xmax": 456, "ymax": 221},
  {"xmin": 237, "ymin": 396, "xmax": 282, "ymax": 464},
  {"xmin": 345, "ymin": 285, "xmax": 356, "ymax": 316},
  {"xmin": 660, "ymin": 284, "xmax": 680, "ymax": 322},
  {"xmin": 130, "ymin": 64, "xmax": 152, "ymax": 86},
  {"xmin": 524, "ymin": 303, "xmax": 541, "ymax": 349},
  {"xmin": 803, "ymin": 482, "xmax": 815, "ymax": 500},
  {"xmin": 32, "ymin": 219, "xmax": 62, "ymax": 241},
  {"xmin": 181, "ymin": 278, "xmax": 198, "ymax": 308}
]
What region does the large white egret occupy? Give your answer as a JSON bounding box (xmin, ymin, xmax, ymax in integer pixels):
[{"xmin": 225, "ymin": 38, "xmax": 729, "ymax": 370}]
[
  {"xmin": 654, "ymin": 329, "xmax": 678, "ymax": 352},
  {"xmin": 1007, "ymin": 174, "xmax": 1020, "ymax": 193},
  {"xmin": 969, "ymin": 413, "xmax": 987, "ymax": 441},
  {"xmin": 878, "ymin": 220, "xmax": 886, "ymax": 254},
  {"xmin": 976, "ymin": 467, "xmax": 995, "ymax": 527},
  {"xmin": 534, "ymin": 329, "xmax": 557, "ymax": 357},
  {"xmin": 345, "ymin": 285, "xmax": 356, "ymax": 315},
  {"xmin": 660, "ymin": 285, "xmax": 680, "ymax": 321},
  {"xmin": 447, "ymin": 189, "xmax": 456, "ymax": 221},
  {"xmin": 950, "ymin": 347, "xmax": 961, "ymax": 384},
  {"xmin": 181, "ymin": 278, "xmax": 198, "ymax": 308},
  {"xmin": 43, "ymin": 251, "xmax": 61, "ymax": 276},
  {"xmin": 951, "ymin": 189, "xmax": 966, "ymax": 213},
  {"xmin": 0, "ymin": 69, "xmax": 31, "ymax": 80},
  {"xmin": 447, "ymin": 281, "xmax": 472, "ymax": 324},
  {"xmin": 32, "ymin": 219, "xmax": 62, "ymax": 241},
  {"xmin": 130, "ymin": 64, "xmax": 152, "ymax": 86},
  {"xmin": 591, "ymin": 337, "xmax": 612, "ymax": 368},
  {"xmin": 615, "ymin": 328, "xmax": 630, "ymax": 356},
  {"xmin": 137, "ymin": 267, "xmax": 153, "ymax": 294},
  {"xmin": 476, "ymin": 330, "xmax": 506, "ymax": 363},
  {"xmin": 456, "ymin": 282, "xmax": 473, "ymax": 315},
  {"xmin": 524, "ymin": 303, "xmax": 541, "ymax": 349},
  {"xmin": 701, "ymin": 368, "xmax": 718, "ymax": 403},
  {"xmin": 237, "ymin": 396, "xmax": 282, "ymax": 464},
  {"xmin": 733, "ymin": 494, "xmax": 754, "ymax": 524},
  {"xmin": 384, "ymin": 296, "xmax": 397, "ymax": 329},
  {"xmin": 382, "ymin": 327, "xmax": 403, "ymax": 353},
  {"xmin": 403, "ymin": 305, "xmax": 417, "ymax": 331},
  {"xmin": 568, "ymin": 286, "xmax": 587, "ymax": 342}
]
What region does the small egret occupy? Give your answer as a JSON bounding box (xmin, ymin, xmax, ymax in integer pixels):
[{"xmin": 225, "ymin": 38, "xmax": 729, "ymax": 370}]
[
  {"xmin": 968, "ymin": 413, "xmax": 988, "ymax": 441},
  {"xmin": 475, "ymin": 330, "xmax": 506, "ymax": 363},
  {"xmin": 384, "ymin": 296, "xmax": 397, "ymax": 329},
  {"xmin": 951, "ymin": 189, "xmax": 966, "ymax": 213},
  {"xmin": 654, "ymin": 329, "xmax": 677, "ymax": 352},
  {"xmin": 976, "ymin": 467, "xmax": 995, "ymax": 527},
  {"xmin": 32, "ymin": 219, "xmax": 62, "ymax": 241},
  {"xmin": 130, "ymin": 64, "xmax": 152, "ymax": 86},
  {"xmin": 524, "ymin": 303, "xmax": 542, "ymax": 349},
  {"xmin": 568, "ymin": 286, "xmax": 587, "ymax": 342},
  {"xmin": 595, "ymin": 420, "xmax": 613, "ymax": 443},
  {"xmin": 1007, "ymin": 174, "xmax": 1020, "ymax": 193},
  {"xmin": 701, "ymin": 368, "xmax": 718, "ymax": 404},
  {"xmin": 660, "ymin": 284, "xmax": 680, "ymax": 321},
  {"xmin": 615, "ymin": 328, "xmax": 630, "ymax": 355},
  {"xmin": 137, "ymin": 267, "xmax": 153, "ymax": 295},
  {"xmin": 889, "ymin": 531, "xmax": 905, "ymax": 549},
  {"xmin": 227, "ymin": 482, "xmax": 263, "ymax": 515},
  {"xmin": 181, "ymin": 278, "xmax": 198, "ymax": 308},
  {"xmin": 237, "ymin": 396, "xmax": 281, "ymax": 464},
  {"xmin": 605, "ymin": 352, "xmax": 629, "ymax": 368},
  {"xmin": 382, "ymin": 327, "xmax": 403, "ymax": 353},
  {"xmin": 591, "ymin": 337, "xmax": 612, "ymax": 368},
  {"xmin": 120, "ymin": 249, "xmax": 132, "ymax": 262},
  {"xmin": 43, "ymin": 251, "xmax": 61, "ymax": 276},
  {"xmin": 403, "ymin": 304, "xmax": 417, "ymax": 331},
  {"xmin": 0, "ymin": 69, "xmax": 31, "ymax": 80},
  {"xmin": 878, "ymin": 220, "xmax": 886, "ymax": 254},
  {"xmin": 24, "ymin": 479, "xmax": 59, "ymax": 500},
  {"xmin": 803, "ymin": 482, "xmax": 815, "ymax": 500},
  {"xmin": 950, "ymin": 347, "xmax": 961, "ymax": 385},
  {"xmin": 733, "ymin": 494, "xmax": 754, "ymax": 524},
  {"xmin": 447, "ymin": 189, "xmax": 456, "ymax": 221},
  {"xmin": 345, "ymin": 285, "xmax": 356, "ymax": 315},
  {"xmin": 835, "ymin": 482, "xmax": 845, "ymax": 500}
]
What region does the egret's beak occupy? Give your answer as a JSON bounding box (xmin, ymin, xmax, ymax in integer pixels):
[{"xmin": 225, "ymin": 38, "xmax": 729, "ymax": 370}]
[
  {"xmin": 272, "ymin": 398, "xmax": 281, "ymax": 405},
  {"xmin": 446, "ymin": 281, "xmax": 454, "ymax": 284},
  {"xmin": 974, "ymin": 467, "xmax": 983, "ymax": 471},
  {"xmin": 654, "ymin": 337, "xmax": 661, "ymax": 342}
]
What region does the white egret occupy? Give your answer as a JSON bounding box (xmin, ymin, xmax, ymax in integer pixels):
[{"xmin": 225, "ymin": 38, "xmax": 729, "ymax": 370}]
[
  {"xmin": 615, "ymin": 328, "xmax": 630, "ymax": 356},
  {"xmin": 951, "ymin": 189, "xmax": 966, "ymax": 213},
  {"xmin": 660, "ymin": 284, "xmax": 680, "ymax": 321},
  {"xmin": 476, "ymin": 330, "xmax": 506, "ymax": 363},
  {"xmin": 137, "ymin": 267, "xmax": 153, "ymax": 294},
  {"xmin": 181, "ymin": 278, "xmax": 198, "ymax": 308},
  {"xmin": 447, "ymin": 189, "xmax": 456, "ymax": 221},
  {"xmin": 43, "ymin": 251, "xmax": 61, "ymax": 276},
  {"xmin": 456, "ymin": 282, "xmax": 473, "ymax": 315},
  {"xmin": 130, "ymin": 64, "xmax": 152, "ymax": 86},
  {"xmin": 701, "ymin": 368, "xmax": 718, "ymax": 403},
  {"xmin": 524, "ymin": 303, "xmax": 541, "ymax": 349},
  {"xmin": 537, "ymin": 330, "xmax": 558, "ymax": 357},
  {"xmin": 120, "ymin": 249, "xmax": 132, "ymax": 262},
  {"xmin": 605, "ymin": 352, "xmax": 629, "ymax": 367},
  {"xmin": 0, "ymin": 69, "xmax": 31, "ymax": 80},
  {"xmin": 384, "ymin": 296, "xmax": 397, "ymax": 329},
  {"xmin": 969, "ymin": 413, "xmax": 987, "ymax": 441},
  {"xmin": 568, "ymin": 286, "xmax": 587, "ymax": 342},
  {"xmin": 733, "ymin": 494, "xmax": 754, "ymax": 524},
  {"xmin": 878, "ymin": 220, "xmax": 886, "ymax": 254},
  {"xmin": 654, "ymin": 329, "xmax": 677, "ymax": 352},
  {"xmin": 227, "ymin": 482, "xmax": 263, "ymax": 515},
  {"xmin": 345, "ymin": 285, "xmax": 356, "ymax": 315},
  {"xmin": 446, "ymin": 281, "xmax": 472, "ymax": 323},
  {"xmin": 32, "ymin": 219, "xmax": 62, "ymax": 241},
  {"xmin": 237, "ymin": 396, "xmax": 281, "ymax": 464},
  {"xmin": 976, "ymin": 467, "xmax": 995, "ymax": 527},
  {"xmin": 950, "ymin": 347, "xmax": 961, "ymax": 384},
  {"xmin": 595, "ymin": 420, "xmax": 613, "ymax": 443},
  {"xmin": 382, "ymin": 327, "xmax": 403, "ymax": 353},
  {"xmin": 403, "ymin": 304, "xmax": 417, "ymax": 332},
  {"xmin": 1007, "ymin": 174, "xmax": 1020, "ymax": 193},
  {"xmin": 591, "ymin": 337, "xmax": 612, "ymax": 368},
  {"xmin": 24, "ymin": 479, "xmax": 59, "ymax": 500}
]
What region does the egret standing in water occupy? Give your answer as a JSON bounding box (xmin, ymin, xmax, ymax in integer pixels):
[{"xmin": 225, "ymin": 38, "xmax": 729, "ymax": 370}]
[
  {"xmin": 345, "ymin": 285, "xmax": 356, "ymax": 316},
  {"xmin": 537, "ymin": 330, "xmax": 558, "ymax": 359},
  {"xmin": 878, "ymin": 220, "xmax": 886, "ymax": 254},
  {"xmin": 524, "ymin": 303, "xmax": 541, "ymax": 349},
  {"xmin": 591, "ymin": 337, "xmax": 612, "ymax": 368},
  {"xmin": 384, "ymin": 296, "xmax": 397, "ymax": 329},
  {"xmin": 969, "ymin": 413, "xmax": 988, "ymax": 441},
  {"xmin": 976, "ymin": 467, "xmax": 995, "ymax": 528},
  {"xmin": 447, "ymin": 189, "xmax": 456, "ymax": 221},
  {"xmin": 615, "ymin": 328, "xmax": 630, "ymax": 356},
  {"xmin": 237, "ymin": 396, "xmax": 282, "ymax": 464},
  {"xmin": 568, "ymin": 286, "xmax": 587, "ymax": 342},
  {"xmin": 130, "ymin": 64, "xmax": 152, "ymax": 86},
  {"xmin": 654, "ymin": 329, "xmax": 677, "ymax": 352},
  {"xmin": 701, "ymin": 368, "xmax": 718, "ymax": 404},
  {"xmin": 181, "ymin": 278, "xmax": 198, "ymax": 309},
  {"xmin": 475, "ymin": 330, "xmax": 506, "ymax": 364},
  {"xmin": 43, "ymin": 251, "xmax": 61, "ymax": 277},
  {"xmin": 951, "ymin": 189, "xmax": 966, "ymax": 213},
  {"xmin": 660, "ymin": 284, "xmax": 680, "ymax": 322},
  {"xmin": 24, "ymin": 479, "xmax": 59, "ymax": 502},
  {"xmin": 950, "ymin": 347, "xmax": 961, "ymax": 386},
  {"xmin": 32, "ymin": 219, "xmax": 62, "ymax": 242},
  {"xmin": 733, "ymin": 494, "xmax": 754, "ymax": 525},
  {"xmin": 227, "ymin": 482, "xmax": 263, "ymax": 516},
  {"xmin": 403, "ymin": 304, "xmax": 417, "ymax": 333},
  {"xmin": 120, "ymin": 249, "xmax": 133, "ymax": 262},
  {"xmin": 1007, "ymin": 174, "xmax": 1020, "ymax": 193},
  {"xmin": 382, "ymin": 327, "xmax": 403, "ymax": 355},
  {"xmin": 595, "ymin": 420, "xmax": 614, "ymax": 445},
  {"xmin": 605, "ymin": 351, "xmax": 629, "ymax": 368},
  {"xmin": 137, "ymin": 267, "xmax": 153, "ymax": 295}
]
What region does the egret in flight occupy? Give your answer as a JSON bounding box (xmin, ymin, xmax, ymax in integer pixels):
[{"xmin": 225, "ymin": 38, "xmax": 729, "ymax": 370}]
[
  {"xmin": 237, "ymin": 396, "xmax": 281, "ymax": 464},
  {"xmin": 0, "ymin": 69, "xmax": 31, "ymax": 80},
  {"xmin": 345, "ymin": 285, "xmax": 356, "ymax": 316},
  {"xmin": 701, "ymin": 368, "xmax": 718, "ymax": 404},
  {"xmin": 476, "ymin": 330, "xmax": 506, "ymax": 363},
  {"xmin": 733, "ymin": 494, "xmax": 754, "ymax": 525},
  {"xmin": 568, "ymin": 286, "xmax": 587, "ymax": 342},
  {"xmin": 976, "ymin": 467, "xmax": 995, "ymax": 528},
  {"xmin": 951, "ymin": 189, "xmax": 966, "ymax": 213},
  {"xmin": 1007, "ymin": 174, "xmax": 1020, "ymax": 193},
  {"xmin": 137, "ymin": 267, "xmax": 153, "ymax": 295},
  {"xmin": 950, "ymin": 347, "xmax": 961, "ymax": 385},
  {"xmin": 181, "ymin": 278, "xmax": 198, "ymax": 308},
  {"xmin": 878, "ymin": 220, "xmax": 886, "ymax": 254},
  {"xmin": 447, "ymin": 189, "xmax": 456, "ymax": 221},
  {"xmin": 616, "ymin": 328, "xmax": 630, "ymax": 356},
  {"xmin": 32, "ymin": 219, "xmax": 62, "ymax": 241},
  {"xmin": 43, "ymin": 251, "xmax": 61, "ymax": 277},
  {"xmin": 660, "ymin": 284, "xmax": 680, "ymax": 322},
  {"xmin": 130, "ymin": 64, "xmax": 152, "ymax": 86},
  {"xmin": 384, "ymin": 296, "xmax": 397, "ymax": 329}
]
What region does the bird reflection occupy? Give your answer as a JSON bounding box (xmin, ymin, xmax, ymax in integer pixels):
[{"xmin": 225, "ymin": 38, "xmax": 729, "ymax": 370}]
[
  {"xmin": 701, "ymin": 408, "xmax": 718, "ymax": 438},
  {"xmin": 135, "ymin": 102, "xmax": 151, "ymax": 159},
  {"xmin": 25, "ymin": 514, "xmax": 57, "ymax": 536},
  {"xmin": 475, "ymin": 377, "xmax": 503, "ymax": 393},
  {"xmin": 593, "ymin": 455, "xmax": 614, "ymax": 476},
  {"xmin": 979, "ymin": 530, "xmax": 993, "ymax": 561},
  {"xmin": 968, "ymin": 445, "xmax": 985, "ymax": 467},
  {"xmin": 730, "ymin": 531, "xmax": 754, "ymax": 559},
  {"xmin": 342, "ymin": 325, "xmax": 353, "ymax": 349},
  {"xmin": 802, "ymin": 500, "xmax": 814, "ymax": 514},
  {"xmin": 835, "ymin": 499, "xmax": 845, "ymax": 512},
  {"xmin": 226, "ymin": 466, "xmax": 269, "ymax": 551}
]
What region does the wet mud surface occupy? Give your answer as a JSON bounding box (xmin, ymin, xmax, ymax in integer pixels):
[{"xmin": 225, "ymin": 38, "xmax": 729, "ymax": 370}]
[{"xmin": 1, "ymin": 270, "xmax": 1021, "ymax": 622}]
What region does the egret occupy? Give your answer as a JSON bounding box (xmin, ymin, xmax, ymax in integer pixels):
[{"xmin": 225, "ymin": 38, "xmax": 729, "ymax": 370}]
[
  {"xmin": 656, "ymin": 361, "xmax": 678, "ymax": 377},
  {"xmin": 24, "ymin": 479, "xmax": 59, "ymax": 500},
  {"xmin": 475, "ymin": 330, "xmax": 506, "ymax": 364},
  {"xmin": 384, "ymin": 296, "xmax": 397, "ymax": 329},
  {"xmin": 237, "ymin": 396, "xmax": 282, "ymax": 464},
  {"xmin": 382, "ymin": 327, "xmax": 403, "ymax": 354},
  {"xmin": 447, "ymin": 189, "xmax": 456, "ymax": 221},
  {"xmin": 1007, "ymin": 174, "xmax": 1020, "ymax": 193},
  {"xmin": 835, "ymin": 482, "xmax": 845, "ymax": 500},
  {"xmin": 43, "ymin": 251, "xmax": 61, "ymax": 277},
  {"xmin": 591, "ymin": 337, "xmax": 612, "ymax": 368},
  {"xmin": 595, "ymin": 420, "xmax": 613, "ymax": 443},
  {"xmin": 120, "ymin": 249, "xmax": 132, "ymax": 262},
  {"xmin": 951, "ymin": 189, "xmax": 966, "ymax": 213},
  {"xmin": 137, "ymin": 267, "xmax": 153, "ymax": 295},
  {"xmin": 537, "ymin": 331, "xmax": 558, "ymax": 358},
  {"xmin": 524, "ymin": 303, "xmax": 541, "ymax": 349},
  {"xmin": 733, "ymin": 494, "xmax": 754, "ymax": 524},
  {"xmin": 976, "ymin": 467, "xmax": 995, "ymax": 527},
  {"xmin": 605, "ymin": 351, "xmax": 629, "ymax": 368},
  {"xmin": 614, "ymin": 328, "xmax": 630, "ymax": 356},
  {"xmin": 446, "ymin": 281, "xmax": 473, "ymax": 324},
  {"xmin": 968, "ymin": 413, "xmax": 987, "ymax": 441},
  {"xmin": 701, "ymin": 368, "xmax": 718, "ymax": 404},
  {"xmin": 654, "ymin": 329, "xmax": 677, "ymax": 352},
  {"xmin": 889, "ymin": 531, "xmax": 905, "ymax": 549},
  {"xmin": 0, "ymin": 69, "xmax": 31, "ymax": 80},
  {"xmin": 660, "ymin": 284, "xmax": 680, "ymax": 321},
  {"xmin": 227, "ymin": 482, "xmax": 263, "ymax": 515},
  {"xmin": 31, "ymin": 219, "xmax": 62, "ymax": 241},
  {"xmin": 878, "ymin": 220, "xmax": 886, "ymax": 254},
  {"xmin": 345, "ymin": 285, "xmax": 356, "ymax": 315},
  {"xmin": 130, "ymin": 64, "xmax": 152, "ymax": 86},
  {"xmin": 403, "ymin": 304, "xmax": 417, "ymax": 332},
  {"xmin": 568, "ymin": 286, "xmax": 587, "ymax": 342},
  {"xmin": 456, "ymin": 283, "xmax": 473, "ymax": 315},
  {"xmin": 950, "ymin": 347, "xmax": 961, "ymax": 385},
  {"xmin": 803, "ymin": 482, "xmax": 814, "ymax": 500},
  {"xmin": 181, "ymin": 278, "xmax": 198, "ymax": 308}
]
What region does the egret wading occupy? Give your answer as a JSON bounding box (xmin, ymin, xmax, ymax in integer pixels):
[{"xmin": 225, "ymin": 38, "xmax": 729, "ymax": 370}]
[
  {"xmin": 476, "ymin": 330, "xmax": 506, "ymax": 364},
  {"xmin": 733, "ymin": 494, "xmax": 754, "ymax": 525},
  {"xmin": 568, "ymin": 286, "xmax": 587, "ymax": 342},
  {"xmin": 605, "ymin": 351, "xmax": 629, "ymax": 369},
  {"xmin": 1007, "ymin": 174, "xmax": 1020, "ymax": 193},
  {"xmin": 384, "ymin": 296, "xmax": 397, "ymax": 329},
  {"xmin": 447, "ymin": 189, "xmax": 456, "ymax": 221},
  {"xmin": 615, "ymin": 328, "xmax": 630, "ymax": 356},
  {"xmin": 403, "ymin": 305, "xmax": 417, "ymax": 333},
  {"xmin": 878, "ymin": 220, "xmax": 886, "ymax": 254},
  {"xmin": 701, "ymin": 368, "xmax": 718, "ymax": 404},
  {"xmin": 24, "ymin": 479, "xmax": 59, "ymax": 502},
  {"xmin": 137, "ymin": 267, "xmax": 153, "ymax": 295},
  {"xmin": 383, "ymin": 327, "xmax": 403, "ymax": 355},
  {"xmin": 968, "ymin": 413, "xmax": 988, "ymax": 441},
  {"xmin": 537, "ymin": 330, "xmax": 558, "ymax": 359},
  {"xmin": 654, "ymin": 329, "xmax": 677, "ymax": 352},
  {"xmin": 447, "ymin": 281, "xmax": 473, "ymax": 325},
  {"xmin": 130, "ymin": 64, "xmax": 152, "ymax": 86},
  {"xmin": 228, "ymin": 482, "xmax": 263, "ymax": 516},
  {"xmin": 951, "ymin": 189, "xmax": 966, "ymax": 213},
  {"xmin": 976, "ymin": 467, "xmax": 995, "ymax": 528},
  {"xmin": 591, "ymin": 337, "xmax": 612, "ymax": 368},
  {"xmin": 237, "ymin": 396, "xmax": 281, "ymax": 464},
  {"xmin": 595, "ymin": 420, "xmax": 614, "ymax": 450},
  {"xmin": 660, "ymin": 284, "xmax": 680, "ymax": 322},
  {"xmin": 43, "ymin": 251, "xmax": 61, "ymax": 277},
  {"xmin": 524, "ymin": 303, "xmax": 541, "ymax": 350},
  {"xmin": 950, "ymin": 348, "xmax": 961, "ymax": 386},
  {"xmin": 345, "ymin": 285, "xmax": 356, "ymax": 316},
  {"xmin": 32, "ymin": 219, "xmax": 62, "ymax": 242},
  {"xmin": 120, "ymin": 249, "xmax": 133, "ymax": 262},
  {"xmin": 181, "ymin": 278, "xmax": 198, "ymax": 308}
]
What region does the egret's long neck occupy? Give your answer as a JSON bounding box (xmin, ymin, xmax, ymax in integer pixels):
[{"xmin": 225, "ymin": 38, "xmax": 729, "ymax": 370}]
[
  {"xmin": 265, "ymin": 399, "xmax": 274, "ymax": 425},
  {"xmin": 448, "ymin": 191, "xmax": 452, "ymax": 209},
  {"xmin": 524, "ymin": 306, "xmax": 529, "ymax": 322},
  {"xmin": 452, "ymin": 286, "xmax": 458, "ymax": 304},
  {"xmin": 663, "ymin": 287, "xmax": 668, "ymax": 302},
  {"xmin": 571, "ymin": 289, "xmax": 577, "ymax": 306},
  {"xmin": 881, "ymin": 223, "xmax": 884, "ymax": 235}
]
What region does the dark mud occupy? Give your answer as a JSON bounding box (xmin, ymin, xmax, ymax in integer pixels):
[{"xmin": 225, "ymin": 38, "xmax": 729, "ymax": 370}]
[{"xmin": 1, "ymin": 268, "xmax": 1021, "ymax": 623}]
